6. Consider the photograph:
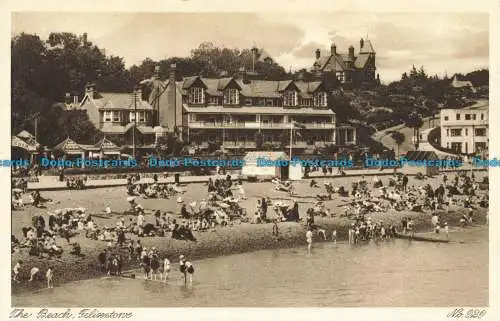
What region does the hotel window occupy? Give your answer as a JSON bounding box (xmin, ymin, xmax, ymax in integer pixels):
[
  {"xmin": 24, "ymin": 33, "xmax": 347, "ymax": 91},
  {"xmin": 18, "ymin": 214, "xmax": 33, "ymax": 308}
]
[
  {"xmin": 336, "ymin": 72, "xmax": 345, "ymax": 83},
  {"xmin": 446, "ymin": 129, "xmax": 450, "ymax": 136},
  {"xmin": 450, "ymin": 129, "xmax": 462, "ymax": 137},
  {"xmin": 313, "ymin": 92, "xmax": 327, "ymax": 107},
  {"xmin": 301, "ymin": 99, "xmax": 312, "ymax": 107},
  {"xmin": 224, "ymin": 88, "xmax": 239, "ymax": 105},
  {"xmin": 245, "ymin": 98, "xmax": 253, "ymax": 106},
  {"xmin": 266, "ymin": 99, "xmax": 274, "ymax": 107},
  {"xmin": 465, "ymin": 128, "xmax": 468, "ymax": 136},
  {"xmin": 113, "ymin": 111, "xmax": 120, "ymax": 122},
  {"xmin": 103, "ymin": 111, "xmax": 112, "ymax": 122},
  {"xmin": 208, "ymin": 96, "xmax": 218, "ymax": 105},
  {"xmin": 138, "ymin": 111, "xmax": 145, "ymax": 123},
  {"xmin": 456, "ymin": 114, "xmax": 461, "ymax": 120},
  {"xmin": 283, "ymin": 90, "xmax": 298, "ymax": 107},
  {"xmin": 129, "ymin": 112, "xmax": 136, "ymax": 122},
  {"xmin": 189, "ymin": 87, "xmax": 205, "ymax": 104},
  {"xmin": 475, "ymin": 128, "xmax": 487, "ymax": 136},
  {"xmin": 473, "ymin": 114, "xmax": 477, "ymax": 120},
  {"xmin": 481, "ymin": 113, "xmax": 484, "ymax": 120},
  {"xmin": 444, "ymin": 116, "xmax": 449, "ymax": 121},
  {"xmin": 451, "ymin": 142, "xmax": 462, "ymax": 153},
  {"xmin": 465, "ymin": 114, "xmax": 471, "ymax": 120},
  {"xmin": 258, "ymin": 98, "xmax": 266, "ymax": 106}
]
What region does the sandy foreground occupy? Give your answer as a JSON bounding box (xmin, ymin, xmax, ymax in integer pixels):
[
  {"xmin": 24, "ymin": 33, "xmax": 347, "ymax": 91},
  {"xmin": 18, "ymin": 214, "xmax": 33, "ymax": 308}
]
[{"xmin": 11, "ymin": 172, "xmax": 488, "ymax": 295}]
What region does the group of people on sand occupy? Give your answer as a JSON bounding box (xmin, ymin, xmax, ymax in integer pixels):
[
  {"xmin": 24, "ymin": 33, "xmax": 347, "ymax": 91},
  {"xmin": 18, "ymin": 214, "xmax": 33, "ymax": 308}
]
[
  {"xmin": 12, "ymin": 189, "xmax": 54, "ymax": 210},
  {"xmin": 12, "ymin": 260, "xmax": 54, "ymax": 289}
]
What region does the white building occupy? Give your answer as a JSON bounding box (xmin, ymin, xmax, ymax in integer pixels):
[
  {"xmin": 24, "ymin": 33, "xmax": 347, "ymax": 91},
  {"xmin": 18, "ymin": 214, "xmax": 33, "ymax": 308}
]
[{"xmin": 440, "ymin": 105, "xmax": 488, "ymax": 155}]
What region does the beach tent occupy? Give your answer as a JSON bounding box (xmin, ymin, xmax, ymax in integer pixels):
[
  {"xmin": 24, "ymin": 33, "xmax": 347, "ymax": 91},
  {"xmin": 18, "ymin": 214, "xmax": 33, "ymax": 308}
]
[
  {"xmin": 402, "ymin": 151, "xmax": 440, "ymax": 176},
  {"xmin": 242, "ymin": 151, "xmax": 289, "ymax": 180}
]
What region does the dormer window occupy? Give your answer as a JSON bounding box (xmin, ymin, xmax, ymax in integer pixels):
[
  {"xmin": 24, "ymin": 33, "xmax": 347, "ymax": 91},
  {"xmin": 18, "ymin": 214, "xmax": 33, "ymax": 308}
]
[
  {"xmin": 313, "ymin": 92, "xmax": 328, "ymax": 107},
  {"xmin": 224, "ymin": 88, "xmax": 239, "ymax": 105},
  {"xmin": 189, "ymin": 87, "xmax": 205, "ymax": 104},
  {"xmin": 283, "ymin": 90, "xmax": 298, "ymax": 107}
]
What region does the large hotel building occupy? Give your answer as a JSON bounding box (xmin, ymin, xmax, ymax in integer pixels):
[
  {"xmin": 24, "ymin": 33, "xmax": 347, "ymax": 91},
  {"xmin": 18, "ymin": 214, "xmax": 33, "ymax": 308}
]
[{"xmin": 78, "ymin": 65, "xmax": 357, "ymax": 153}]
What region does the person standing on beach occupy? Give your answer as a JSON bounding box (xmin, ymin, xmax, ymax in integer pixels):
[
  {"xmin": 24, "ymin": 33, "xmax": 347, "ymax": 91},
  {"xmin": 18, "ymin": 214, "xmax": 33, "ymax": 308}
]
[
  {"xmin": 332, "ymin": 229, "xmax": 337, "ymax": 243},
  {"xmin": 272, "ymin": 219, "xmax": 279, "ymax": 240},
  {"xmin": 444, "ymin": 222, "xmax": 449, "ymax": 240},
  {"xmin": 407, "ymin": 219, "xmax": 414, "ymax": 237},
  {"xmin": 13, "ymin": 260, "xmax": 22, "ymax": 283},
  {"xmin": 306, "ymin": 229, "xmax": 313, "ymax": 254},
  {"xmin": 185, "ymin": 261, "xmax": 195, "ymax": 285},
  {"xmin": 163, "ymin": 256, "xmax": 171, "ymax": 282},
  {"xmin": 46, "ymin": 266, "xmax": 53, "ymax": 288}
]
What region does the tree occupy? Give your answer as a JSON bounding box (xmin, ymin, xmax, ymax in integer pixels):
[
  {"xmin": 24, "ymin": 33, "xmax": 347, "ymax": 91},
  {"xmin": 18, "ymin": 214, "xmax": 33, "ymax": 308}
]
[
  {"xmin": 401, "ymin": 72, "xmax": 409, "ymax": 80},
  {"xmin": 390, "ymin": 131, "xmax": 405, "ymax": 155},
  {"xmin": 405, "ymin": 111, "xmax": 423, "ymax": 150}
]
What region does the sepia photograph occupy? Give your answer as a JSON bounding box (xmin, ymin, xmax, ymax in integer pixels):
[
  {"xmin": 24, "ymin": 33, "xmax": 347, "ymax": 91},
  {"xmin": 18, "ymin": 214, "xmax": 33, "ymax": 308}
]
[{"xmin": 6, "ymin": 5, "xmax": 493, "ymax": 314}]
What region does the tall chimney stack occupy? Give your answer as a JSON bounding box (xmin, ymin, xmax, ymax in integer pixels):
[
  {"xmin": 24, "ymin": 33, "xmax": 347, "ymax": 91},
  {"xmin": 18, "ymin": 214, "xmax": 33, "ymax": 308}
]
[
  {"xmin": 360, "ymin": 38, "xmax": 364, "ymax": 51},
  {"xmin": 169, "ymin": 64, "xmax": 176, "ymax": 82},
  {"xmin": 331, "ymin": 44, "xmax": 337, "ymax": 56},
  {"xmin": 85, "ymin": 83, "xmax": 95, "ymax": 99},
  {"xmin": 315, "ymin": 49, "xmax": 321, "ymax": 59},
  {"xmin": 348, "ymin": 46, "xmax": 355, "ymax": 59},
  {"xmin": 154, "ymin": 65, "xmax": 160, "ymax": 79}
]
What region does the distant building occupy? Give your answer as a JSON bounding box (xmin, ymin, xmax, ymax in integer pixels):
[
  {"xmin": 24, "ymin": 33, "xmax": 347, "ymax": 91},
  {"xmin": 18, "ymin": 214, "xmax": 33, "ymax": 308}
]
[
  {"xmin": 440, "ymin": 105, "xmax": 488, "ymax": 155},
  {"xmin": 312, "ymin": 38, "xmax": 377, "ymax": 86},
  {"xmin": 451, "ymin": 75, "xmax": 477, "ymax": 93},
  {"xmin": 78, "ymin": 84, "xmax": 157, "ymax": 149}
]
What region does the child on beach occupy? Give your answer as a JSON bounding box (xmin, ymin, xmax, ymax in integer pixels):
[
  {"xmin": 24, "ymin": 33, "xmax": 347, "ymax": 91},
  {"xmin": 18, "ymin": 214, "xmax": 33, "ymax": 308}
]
[
  {"xmin": 163, "ymin": 257, "xmax": 171, "ymax": 282},
  {"xmin": 46, "ymin": 266, "xmax": 53, "ymax": 288},
  {"xmin": 13, "ymin": 260, "xmax": 22, "ymax": 283},
  {"xmin": 272, "ymin": 220, "xmax": 279, "ymax": 240},
  {"xmin": 306, "ymin": 229, "xmax": 313, "ymax": 254},
  {"xmin": 29, "ymin": 267, "xmax": 40, "ymax": 282}
]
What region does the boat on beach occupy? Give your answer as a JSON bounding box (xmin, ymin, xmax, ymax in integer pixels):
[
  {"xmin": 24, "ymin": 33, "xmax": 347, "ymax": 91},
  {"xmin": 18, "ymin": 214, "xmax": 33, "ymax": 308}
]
[{"xmin": 394, "ymin": 233, "xmax": 449, "ymax": 243}]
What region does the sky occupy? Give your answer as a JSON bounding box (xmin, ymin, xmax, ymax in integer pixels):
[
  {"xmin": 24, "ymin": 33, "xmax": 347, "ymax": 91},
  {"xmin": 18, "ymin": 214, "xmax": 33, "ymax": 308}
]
[{"xmin": 12, "ymin": 12, "xmax": 489, "ymax": 82}]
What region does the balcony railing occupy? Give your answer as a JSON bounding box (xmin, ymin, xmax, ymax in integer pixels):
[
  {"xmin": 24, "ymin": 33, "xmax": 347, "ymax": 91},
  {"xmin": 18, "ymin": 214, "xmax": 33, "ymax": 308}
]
[{"xmin": 188, "ymin": 121, "xmax": 335, "ymax": 129}]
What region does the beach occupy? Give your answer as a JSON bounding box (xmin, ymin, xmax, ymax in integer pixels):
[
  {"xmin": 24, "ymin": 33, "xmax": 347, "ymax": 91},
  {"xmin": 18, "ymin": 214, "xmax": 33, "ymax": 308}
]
[{"xmin": 11, "ymin": 172, "xmax": 488, "ymax": 295}]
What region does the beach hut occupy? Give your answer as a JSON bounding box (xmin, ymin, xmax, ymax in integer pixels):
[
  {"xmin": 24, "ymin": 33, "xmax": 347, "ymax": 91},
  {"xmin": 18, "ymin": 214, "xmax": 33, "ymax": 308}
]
[
  {"xmin": 402, "ymin": 151, "xmax": 440, "ymax": 176},
  {"xmin": 242, "ymin": 151, "xmax": 289, "ymax": 180},
  {"xmin": 52, "ymin": 137, "xmax": 86, "ymax": 167},
  {"xmin": 11, "ymin": 131, "xmax": 40, "ymax": 162}
]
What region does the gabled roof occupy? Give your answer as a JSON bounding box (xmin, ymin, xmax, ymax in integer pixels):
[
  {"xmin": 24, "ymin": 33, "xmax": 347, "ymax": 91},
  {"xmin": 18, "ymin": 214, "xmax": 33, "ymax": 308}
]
[
  {"xmin": 94, "ymin": 137, "xmax": 119, "ymax": 150},
  {"xmin": 82, "ymin": 92, "xmax": 153, "ymax": 110},
  {"xmin": 182, "ymin": 76, "xmax": 207, "ymax": 89},
  {"xmin": 360, "ymin": 40, "xmax": 375, "ymax": 54},
  {"xmin": 294, "ymin": 81, "xmax": 324, "ymax": 93},
  {"xmin": 53, "ymin": 137, "xmax": 83, "ymax": 152},
  {"xmin": 17, "ymin": 130, "xmax": 34, "ymax": 139}
]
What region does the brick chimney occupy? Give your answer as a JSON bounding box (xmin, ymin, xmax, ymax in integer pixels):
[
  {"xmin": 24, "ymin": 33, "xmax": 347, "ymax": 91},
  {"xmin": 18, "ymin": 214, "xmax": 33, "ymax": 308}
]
[
  {"xmin": 315, "ymin": 49, "xmax": 320, "ymax": 59},
  {"xmin": 360, "ymin": 38, "xmax": 364, "ymax": 51},
  {"xmin": 169, "ymin": 64, "xmax": 176, "ymax": 82},
  {"xmin": 348, "ymin": 46, "xmax": 355, "ymax": 59},
  {"xmin": 85, "ymin": 83, "xmax": 95, "ymax": 99},
  {"xmin": 331, "ymin": 44, "xmax": 337, "ymax": 56},
  {"xmin": 154, "ymin": 65, "xmax": 160, "ymax": 80}
]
